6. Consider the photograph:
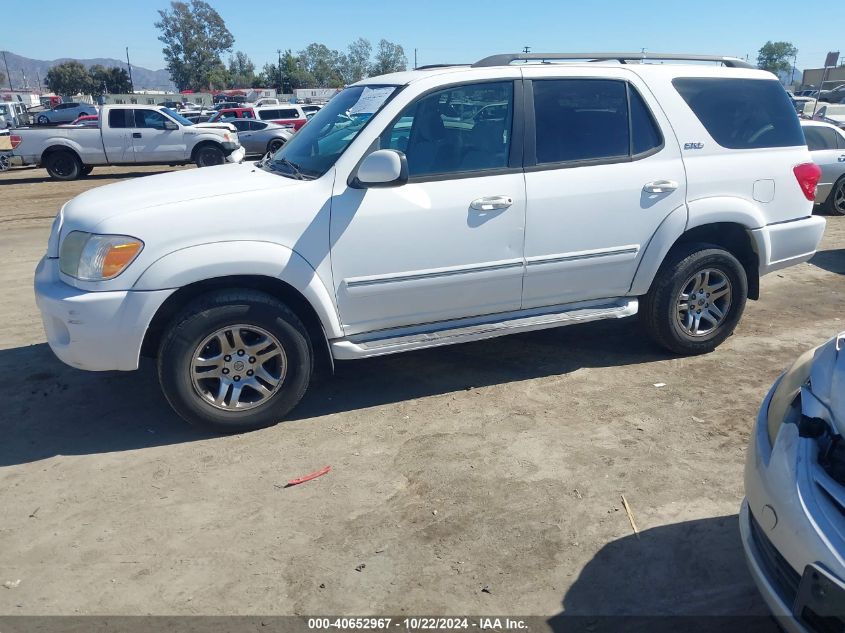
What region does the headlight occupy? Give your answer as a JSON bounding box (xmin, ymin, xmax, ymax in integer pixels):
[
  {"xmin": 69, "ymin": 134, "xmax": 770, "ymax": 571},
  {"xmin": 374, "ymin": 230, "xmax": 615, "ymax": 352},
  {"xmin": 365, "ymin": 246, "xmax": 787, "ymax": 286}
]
[
  {"xmin": 59, "ymin": 231, "xmax": 144, "ymax": 281},
  {"xmin": 766, "ymin": 346, "xmax": 818, "ymax": 445}
]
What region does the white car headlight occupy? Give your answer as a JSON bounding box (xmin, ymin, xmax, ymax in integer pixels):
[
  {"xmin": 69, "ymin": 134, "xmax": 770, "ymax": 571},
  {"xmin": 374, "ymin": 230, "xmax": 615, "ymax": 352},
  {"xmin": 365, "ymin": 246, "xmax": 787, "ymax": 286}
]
[
  {"xmin": 59, "ymin": 231, "xmax": 144, "ymax": 281},
  {"xmin": 767, "ymin": 346, "xmax": 818, "ymax": 445}
]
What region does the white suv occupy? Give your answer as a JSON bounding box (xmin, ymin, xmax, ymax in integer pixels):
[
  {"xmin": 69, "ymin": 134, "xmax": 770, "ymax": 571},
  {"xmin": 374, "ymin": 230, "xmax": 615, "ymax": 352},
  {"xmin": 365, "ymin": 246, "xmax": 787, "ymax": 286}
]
[{"xmin": 35, "ymin": 52, "xmax": 827, "ymax": 432}]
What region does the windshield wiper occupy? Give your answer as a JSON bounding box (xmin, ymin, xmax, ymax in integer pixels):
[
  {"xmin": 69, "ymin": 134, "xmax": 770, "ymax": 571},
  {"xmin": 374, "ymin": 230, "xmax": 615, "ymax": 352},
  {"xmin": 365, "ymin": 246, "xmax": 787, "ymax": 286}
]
[{"xmin": 273, "ymin": 157, "xmax": 314, "ymax": 180}]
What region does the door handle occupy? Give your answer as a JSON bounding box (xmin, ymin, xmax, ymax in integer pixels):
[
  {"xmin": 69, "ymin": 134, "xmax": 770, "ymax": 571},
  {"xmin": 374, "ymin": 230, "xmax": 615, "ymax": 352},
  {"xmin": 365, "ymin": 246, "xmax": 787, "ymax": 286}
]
[
  {"xmin": 470, "ymin": 195, "xmax": 513, "ymax": 211},
  {"xmin": 132, "ymin": 132, "xmax": 142, "ymax": 139},
  {"xmin": 838, "ymin": 155, "xmax": 845, "ymax": 162},
  {"xmin": 643, "ymin": 179, "xmax": 678, "ymax": 193}
]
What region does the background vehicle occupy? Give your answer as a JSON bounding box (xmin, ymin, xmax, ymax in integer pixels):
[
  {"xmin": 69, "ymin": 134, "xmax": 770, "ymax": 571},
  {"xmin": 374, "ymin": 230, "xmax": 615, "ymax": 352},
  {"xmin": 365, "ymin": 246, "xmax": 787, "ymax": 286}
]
[
  {"xmin": 14, "ymin": 104, "xmax": 243, "ymax": 179},
  {"xmin": 0, "ymin": 128, "xmax": 20, "ymax": 170},
  {"xmin": 254, "ymin": 97, "xmax": 280, "ymax": 107},
  {"xmin": 802, "ymin": 120, "xmax": 845, "ymax": 215},
  {"xmin": 208, "ymin": 106, "xmax": 255, "ymax": 122},
  {"xmin": 209, "ymin": 105, "xmax": 307, "ymax": 130},
  {"xmin": 812, "ymin": 104, "xmax": 845, "ymax": 129},
  {"xmin": 227, "ymin": 118, "xmax": 293, "ymax": 156},
  {"xmin": 0, "ymin": 102, "xmax": 29, "ymax": 128},
  {"xmin": 819, "ymin": 84, "xmax": 845, "ymax": 103},
  {"xmin": 741, "ymin": 332, "xmax": 845, "ymax": 632},
  {"xmin": 34, "ymin": 52, "xmax": 826, "ymax": 432},
  {"xmin": 36, "ymin": 102, "xmax": 97, "ymax": 125},
  {"xmin": 69, "ymin": 115, "xmax": 99, "ymax": 128}
]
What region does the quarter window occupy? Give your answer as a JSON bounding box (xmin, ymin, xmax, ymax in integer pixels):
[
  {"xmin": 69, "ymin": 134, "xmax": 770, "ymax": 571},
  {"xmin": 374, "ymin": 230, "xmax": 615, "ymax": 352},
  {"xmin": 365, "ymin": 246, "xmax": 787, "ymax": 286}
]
[
  {"xmin": 381, "ymin": 81, "xmax": 514, "ymax": 177},
  {"xmin": 804, "ymin": 126, "xmax": 841, "ymax": 151},
  {"xmin": 673, "ymin": 78, "xmax": 804, "ymax": 149}
]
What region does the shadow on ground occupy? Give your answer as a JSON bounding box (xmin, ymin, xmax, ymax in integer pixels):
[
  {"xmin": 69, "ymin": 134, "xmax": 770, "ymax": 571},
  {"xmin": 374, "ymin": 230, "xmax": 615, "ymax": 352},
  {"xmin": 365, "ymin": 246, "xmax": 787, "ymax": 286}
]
[
  {"xmin": 0, "ymin": 170, "xmax": 175, "ymax": 186},
  {"xmin": 548, "ymin": 515, "xmax": 778, "ymax": 633},
  {"xmin": 0, "ymin": 318, "xmax": 667, "ymax": 467},
  {"xmin": 810, "ymin": 248, "xmax": 845, "ymax": 275}
]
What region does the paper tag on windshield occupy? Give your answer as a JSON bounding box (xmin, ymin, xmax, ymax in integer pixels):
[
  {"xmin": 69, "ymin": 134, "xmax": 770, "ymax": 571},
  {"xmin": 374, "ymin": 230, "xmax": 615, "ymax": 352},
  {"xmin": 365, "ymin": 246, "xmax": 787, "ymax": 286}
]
[{"xmin": 348, "ymin": 87, "xmax": 395, "ymax": 115}]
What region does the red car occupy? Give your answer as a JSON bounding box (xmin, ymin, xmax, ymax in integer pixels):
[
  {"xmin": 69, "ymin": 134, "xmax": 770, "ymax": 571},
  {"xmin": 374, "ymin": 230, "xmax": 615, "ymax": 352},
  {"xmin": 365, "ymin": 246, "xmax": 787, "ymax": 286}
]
[
  {"xmin": 69, "ymin": 114, "xmax": 99, "ymax": 127},
  {"xmin": 210, "ymin": 105, "xmax": 307, "ymax": 130}
]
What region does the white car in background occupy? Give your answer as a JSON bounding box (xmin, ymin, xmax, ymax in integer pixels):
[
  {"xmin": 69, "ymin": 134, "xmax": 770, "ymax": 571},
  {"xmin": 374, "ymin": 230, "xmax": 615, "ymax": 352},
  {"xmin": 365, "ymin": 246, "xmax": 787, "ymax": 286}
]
[
  {"xmin": 802, "ymin": 120, "xmax": 845, "ymax": 215},
  {"xmin": 741, "ymin": 333, "xmax": 845, "ymax": 632}
]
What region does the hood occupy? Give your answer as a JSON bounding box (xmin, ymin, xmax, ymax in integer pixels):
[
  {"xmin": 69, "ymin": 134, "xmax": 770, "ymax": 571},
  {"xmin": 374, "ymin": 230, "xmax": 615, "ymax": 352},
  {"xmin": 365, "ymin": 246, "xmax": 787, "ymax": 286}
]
[
  {"xmin": 56, "ymin": 162, "xmax": 304, "ymax": 243},
  {"xmin": 193, "ymin": 121, "xmax": 237, "ymax": 132},
  {"xmin": 809, "ymin": 333, "xmax": 845, "ymax": 434}
]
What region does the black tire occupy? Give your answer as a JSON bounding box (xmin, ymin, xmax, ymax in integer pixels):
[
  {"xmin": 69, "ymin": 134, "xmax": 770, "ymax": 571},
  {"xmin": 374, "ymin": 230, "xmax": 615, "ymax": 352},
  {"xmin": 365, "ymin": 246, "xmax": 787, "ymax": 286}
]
[
  {"xmin": 80, "ymin": 165, "xmax": 94, "ymax": 177},
  {"xmin": 44, "ymin": 149, "xmax": 82, "ymax": 180},
  {"xmin": 194, "ymin": 144, "xmax": 225, "ymax": 168},
  {"xmin": 157, "ymin": 290, "xmax": 313, "ymax": 433},
  {"xmin": 267, "ymin": 138, "xmax": 285, "ymax": 154},
  {"xmin": 825, "ymin": 176, "xmax": 845, "ymax": 216},
  {"xmin": 641, "ymin": 243, "xmax": 748, "ymax": 355},
  {"xmin": 37, "ymin": 115, "xmax": 49, "ymax": 125}
]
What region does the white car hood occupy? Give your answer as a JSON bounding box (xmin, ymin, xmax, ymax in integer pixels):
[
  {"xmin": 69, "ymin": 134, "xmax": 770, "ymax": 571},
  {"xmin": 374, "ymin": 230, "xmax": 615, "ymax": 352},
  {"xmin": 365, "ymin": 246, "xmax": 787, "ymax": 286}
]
[{"xmin": 52, "ymin": 162, "xmax": 304, "ymax": 254}]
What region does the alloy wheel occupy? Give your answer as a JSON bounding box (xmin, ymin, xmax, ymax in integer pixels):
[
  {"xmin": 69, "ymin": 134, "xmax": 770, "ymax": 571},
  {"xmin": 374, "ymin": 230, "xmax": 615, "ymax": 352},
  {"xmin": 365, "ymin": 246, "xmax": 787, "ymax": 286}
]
[
  {"xmin": 675, "ymin": 268, "xmax": 732, "ymax": 337},
  {"xmin": 190, "ymin": 324, "xmax": 287, "ymax": 411}
]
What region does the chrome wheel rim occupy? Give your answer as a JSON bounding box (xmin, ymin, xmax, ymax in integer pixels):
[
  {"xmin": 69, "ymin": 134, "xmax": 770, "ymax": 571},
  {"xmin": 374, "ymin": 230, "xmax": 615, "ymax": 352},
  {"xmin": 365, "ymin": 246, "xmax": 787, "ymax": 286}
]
[
  {"xmin": 834, "ymin": 181, "xmax": 845, "ymax": 214},
  {"xmin": 190, "ymin": 324, "xmax": 287, "ymax": 411},
  {"xmin": 0, "ymin": 153, "xmax": 9, "ymax": 172},
  {"xmin": 675, "ymin": 268, "xmax": 732, "ymax": 337}
]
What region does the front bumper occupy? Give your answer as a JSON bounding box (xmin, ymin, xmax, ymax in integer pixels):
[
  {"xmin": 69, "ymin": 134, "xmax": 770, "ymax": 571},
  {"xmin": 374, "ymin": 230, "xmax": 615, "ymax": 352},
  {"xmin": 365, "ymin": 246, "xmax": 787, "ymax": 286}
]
[
  {"xmin": 741, "ymin": 380, "xmax": 845, "ymax": 631},
  {"xmin": 224, "ymin": 144, "xmax": 245, "ymax": 164},
  {"xmin": 751, "ymin": 215, "xmax": 826, "ymax": 276},
  {"xmin": 34, "ymin": 256, "xmax": 174, "ymax": 371}
]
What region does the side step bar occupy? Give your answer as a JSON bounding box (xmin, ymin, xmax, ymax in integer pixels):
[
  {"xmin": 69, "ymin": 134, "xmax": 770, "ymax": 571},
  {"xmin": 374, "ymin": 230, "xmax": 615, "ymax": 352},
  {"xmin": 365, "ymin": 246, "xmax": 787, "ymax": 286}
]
[{"xmin": 330, "ymin": 298, "xmax": 638, "ymax": 360}]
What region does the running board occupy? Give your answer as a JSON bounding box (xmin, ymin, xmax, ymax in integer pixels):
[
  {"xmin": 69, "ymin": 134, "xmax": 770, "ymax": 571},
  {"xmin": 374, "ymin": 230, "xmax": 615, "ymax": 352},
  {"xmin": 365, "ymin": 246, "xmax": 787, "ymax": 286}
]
[{"xmin": 330, "ymin": 298, "xmax": 638, "ymax": 359}]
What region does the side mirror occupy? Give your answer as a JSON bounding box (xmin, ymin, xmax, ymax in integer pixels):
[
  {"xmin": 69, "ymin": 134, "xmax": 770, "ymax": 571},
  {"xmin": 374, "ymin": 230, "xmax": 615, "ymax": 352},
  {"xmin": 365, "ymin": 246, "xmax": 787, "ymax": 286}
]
[
  {"xmin": 164, "ymin": 120, "xmax": 179, "ymax": 130},
  {"xmin": 353, "ymin": 149, "xmax": 408, "ymax": 188}
]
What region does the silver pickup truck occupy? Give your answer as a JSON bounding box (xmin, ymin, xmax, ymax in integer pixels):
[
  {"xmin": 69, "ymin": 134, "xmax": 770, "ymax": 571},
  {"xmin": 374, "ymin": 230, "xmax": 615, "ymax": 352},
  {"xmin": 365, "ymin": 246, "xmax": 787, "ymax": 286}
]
[{"xmin": 13, "ymin": 104, "xmax": 245, "ymax": 180}]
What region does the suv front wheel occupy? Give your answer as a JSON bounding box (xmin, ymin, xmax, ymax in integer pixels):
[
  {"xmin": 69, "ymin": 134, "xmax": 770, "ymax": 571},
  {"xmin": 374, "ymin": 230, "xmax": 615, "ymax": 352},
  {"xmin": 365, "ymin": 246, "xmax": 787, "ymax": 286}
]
[
  {"xmin": 158, "ymin": 290, "xmax": 313, "ymax": 432},
  {"xmin": 641, "ymin": 244, "xmax": 748, "ymax": 355}
]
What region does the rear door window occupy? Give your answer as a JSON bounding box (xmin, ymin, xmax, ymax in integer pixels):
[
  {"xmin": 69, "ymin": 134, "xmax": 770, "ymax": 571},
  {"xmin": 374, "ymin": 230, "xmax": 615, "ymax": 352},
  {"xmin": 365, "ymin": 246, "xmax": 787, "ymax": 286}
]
[
  {"xmin": 804, "ymin": 126, "xmax": 840, "ymax": 151},
  {"xmin": 673, "ymin": 78, "xmax": 804, "ymax": 149}
]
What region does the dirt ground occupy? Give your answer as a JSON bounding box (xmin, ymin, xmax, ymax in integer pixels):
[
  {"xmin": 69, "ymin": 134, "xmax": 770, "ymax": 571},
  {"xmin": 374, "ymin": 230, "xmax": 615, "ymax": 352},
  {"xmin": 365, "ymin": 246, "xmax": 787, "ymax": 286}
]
[{"xmin": 1, "ymin": 164, "xmax": 843, "ymax": 622}]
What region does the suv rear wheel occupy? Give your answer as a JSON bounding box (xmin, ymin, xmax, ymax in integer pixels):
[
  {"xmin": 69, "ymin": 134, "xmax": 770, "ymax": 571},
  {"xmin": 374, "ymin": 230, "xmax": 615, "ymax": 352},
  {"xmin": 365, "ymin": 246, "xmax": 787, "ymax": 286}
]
[
  {"xmin": 158, "ymin": 290, "xmax": 313, "ymax": 432},
  {"xmin": 641, "ymin": 244, "xmax": 747, "ymax": 355}
]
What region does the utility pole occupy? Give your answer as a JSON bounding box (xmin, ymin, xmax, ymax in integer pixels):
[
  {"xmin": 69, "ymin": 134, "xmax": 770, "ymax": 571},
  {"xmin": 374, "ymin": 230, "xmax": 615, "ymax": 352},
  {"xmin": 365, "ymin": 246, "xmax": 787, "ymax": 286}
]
[
  {"xmin": 277, "ymin": 49, "xmax": 282, "ymax": 96},
  {"xmin": 791, "ymin": 52, "xmax": 797, "ymax": 85},
  {"xmin": 522, "ymin": 46, "xmax": 531, "ymax": 54},
  {"xmin": 2, "ymin": 51, "xmax": 12, "ymax": 91},
  {"xmin": 36, "ymin": 70, "xmax": 41, "ymax": 93},
  {"xmin": 125, "ymin": 47, "xmax": 134, "ymax": 93}
]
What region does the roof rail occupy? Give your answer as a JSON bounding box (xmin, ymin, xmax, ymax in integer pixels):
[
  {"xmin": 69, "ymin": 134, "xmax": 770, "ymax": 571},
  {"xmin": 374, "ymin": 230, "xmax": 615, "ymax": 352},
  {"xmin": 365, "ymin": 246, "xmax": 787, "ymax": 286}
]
[
  {"xmin": 471, "ymin": 52, "xmax": 755, "ymax": 70},
  {"xmin": 414, "ymin": 63, "xmax": 469, "ymax": 70}
]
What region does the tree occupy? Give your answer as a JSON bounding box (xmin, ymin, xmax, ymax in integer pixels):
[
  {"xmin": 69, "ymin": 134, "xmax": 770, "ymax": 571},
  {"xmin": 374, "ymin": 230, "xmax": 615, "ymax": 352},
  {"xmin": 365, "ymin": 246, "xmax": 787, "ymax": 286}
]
[
  {"xmin": 299, "ymin": 43, "xmax": 346, "ymax": 88},
  {"xmin": 346, "ymin": 38, "xmax": 372, "ymax": 84},
  {"xmin": 227, "ymin": 50, "xmax": 255, "ymax": 88},
  {"xmin": 155, "ymin": 0, "xmax": 235, "ymax": 90},
  {"xmin": 88, "ymin": 65, "xmax": 132, "ymax": 96},
  {"xmin": 46, "ymin": 61, "xmax": 92, "ymax": 96},
  {"xmin": 371, "ymin": 39, "xmax": 407, "ymax": 76},
  {"xmin": 757, "ymin": 41, "xmax": 797, "ymax": 78}
]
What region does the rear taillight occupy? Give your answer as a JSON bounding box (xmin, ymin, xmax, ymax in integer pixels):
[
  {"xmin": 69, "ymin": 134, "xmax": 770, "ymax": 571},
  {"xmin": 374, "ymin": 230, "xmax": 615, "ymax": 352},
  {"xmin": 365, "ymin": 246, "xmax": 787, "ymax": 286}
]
[
  {"xmin": 9, "ymin": 134, "xmax": 21, "ymax": 149},
  {"xmin": 793, "ymin": 162, "xmax": 822, "ymax": 201}
]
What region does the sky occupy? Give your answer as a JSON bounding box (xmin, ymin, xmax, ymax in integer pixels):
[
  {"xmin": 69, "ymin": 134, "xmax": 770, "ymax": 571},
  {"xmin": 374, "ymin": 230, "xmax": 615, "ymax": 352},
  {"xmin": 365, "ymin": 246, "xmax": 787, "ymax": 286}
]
[{"xmin": 5, "ymin": 0, "xmax": 842, "ymax": 73}]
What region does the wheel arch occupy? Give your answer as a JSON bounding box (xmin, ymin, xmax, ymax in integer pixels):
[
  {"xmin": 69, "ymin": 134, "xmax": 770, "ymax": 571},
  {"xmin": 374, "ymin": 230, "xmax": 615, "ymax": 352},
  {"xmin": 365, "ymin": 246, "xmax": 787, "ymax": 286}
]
[
  {"xmin": 631, "ymin": 200, "xmax": 763, "ymax": 301},
  {"xmin": 40, "ymin": 142, "xmax": 82, "ymax": 167}
]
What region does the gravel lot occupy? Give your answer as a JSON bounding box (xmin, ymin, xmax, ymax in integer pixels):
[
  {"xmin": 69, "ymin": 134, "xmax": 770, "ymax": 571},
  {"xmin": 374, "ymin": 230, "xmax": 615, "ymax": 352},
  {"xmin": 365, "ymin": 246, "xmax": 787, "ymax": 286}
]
[{"xmin": 1, "ymin": 164, "xmax": 843, "ymax": 622}]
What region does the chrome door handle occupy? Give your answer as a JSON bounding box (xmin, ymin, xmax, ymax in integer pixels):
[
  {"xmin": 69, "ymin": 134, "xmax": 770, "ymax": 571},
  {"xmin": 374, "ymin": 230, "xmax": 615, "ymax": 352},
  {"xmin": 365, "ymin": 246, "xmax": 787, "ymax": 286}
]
[
  {"xmin": 470, "ymin": 195, "xmax": 513, "ymax": 211},
  {"xmin": 643, "ymin": 180, "xmax": 678, "ymax": 193}
]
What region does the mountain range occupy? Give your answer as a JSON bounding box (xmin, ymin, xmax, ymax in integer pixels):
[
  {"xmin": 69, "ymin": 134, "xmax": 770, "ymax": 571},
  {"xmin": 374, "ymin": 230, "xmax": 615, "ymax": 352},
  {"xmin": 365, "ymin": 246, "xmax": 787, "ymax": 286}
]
[{"xmin": 1, "ymin": 51, "xmax": 175, "ymax": 92}]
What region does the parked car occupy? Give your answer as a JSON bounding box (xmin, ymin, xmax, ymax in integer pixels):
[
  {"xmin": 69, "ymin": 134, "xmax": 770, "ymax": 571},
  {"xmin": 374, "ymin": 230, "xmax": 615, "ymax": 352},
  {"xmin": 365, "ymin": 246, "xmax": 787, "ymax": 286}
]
[
  {"xmin": 209, "ymin": 105, "xmax": 307, "ymax": 130},
  {"xmin": 812, "ymin": 104, "xmax": 845, "ymax": 129},
  {"xmin": 14, "ymin": 105, "xmax": 244, "ymax": 179},
  {"xmin": 254, "ymin": 97, "xmax": 280, "ymax": 107},
  {"xmin": 36, "ymin": 102, "xmax": 97, "ymax": 125},
  {"xmin": 741, "ymin": 331, "xmax": 845, "ymax": 631},
  {"xmin": 802, "ymin": 120, "xmax": 845, "ymax": 216},
  {"xmin": 819, "ymin": 85, "xmax": 845, "ymax": 104},
  {"xmin": 227, "ymin": 119, "xmax": 293, "ymax": 156},
  {"xmin": 300, "ymin": 104, "xmax": 322, "ymax": 116},
  {"xmin": 34, "ymin": 52, "xmax": 826, "ymax": 432},
  {"xmin": 0, "ymin": 101, "xmax": 28, "ymax": 128},
  {"xmin": 68, "ymin": 115, "xmax": 99, "ymax": 128}
]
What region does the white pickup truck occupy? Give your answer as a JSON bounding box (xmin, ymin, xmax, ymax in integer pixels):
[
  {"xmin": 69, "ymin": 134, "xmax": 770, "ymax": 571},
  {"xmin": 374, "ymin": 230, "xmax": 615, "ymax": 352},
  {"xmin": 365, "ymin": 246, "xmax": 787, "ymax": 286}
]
[{"xmin": 13, "ymin": 104, "xmax": 245, "ymax": 180}]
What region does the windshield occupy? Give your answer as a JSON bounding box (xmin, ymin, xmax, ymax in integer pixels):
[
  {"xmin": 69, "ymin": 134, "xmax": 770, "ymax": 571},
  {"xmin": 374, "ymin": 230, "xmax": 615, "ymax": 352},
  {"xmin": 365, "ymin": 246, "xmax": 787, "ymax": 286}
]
[
  {"xmin": 161, "ymin": 107, "xmax": 194, "ymax": 126},
  {"xmin": 267, "ymin": 85, "xmax": 399, "ymax": 178}
]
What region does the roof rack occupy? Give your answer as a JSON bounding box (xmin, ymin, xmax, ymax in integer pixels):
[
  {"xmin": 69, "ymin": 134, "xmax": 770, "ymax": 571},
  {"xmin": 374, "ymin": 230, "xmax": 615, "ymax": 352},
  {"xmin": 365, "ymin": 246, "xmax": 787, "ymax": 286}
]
[
  {"xmin": 471, "ymin": 52, "xmax": 755, "ymax": 69},
  {"xmin": 414, "ymin": 63, "xmax": 469, "ymax": 70}
]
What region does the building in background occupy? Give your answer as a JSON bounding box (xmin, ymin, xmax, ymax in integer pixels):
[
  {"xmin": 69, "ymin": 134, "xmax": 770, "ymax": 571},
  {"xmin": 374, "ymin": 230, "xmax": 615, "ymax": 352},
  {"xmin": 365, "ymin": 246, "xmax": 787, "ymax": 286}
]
[{"xmin": 802, "ymin": 66, "xmax": 845, "ymax": 90}]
